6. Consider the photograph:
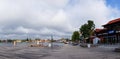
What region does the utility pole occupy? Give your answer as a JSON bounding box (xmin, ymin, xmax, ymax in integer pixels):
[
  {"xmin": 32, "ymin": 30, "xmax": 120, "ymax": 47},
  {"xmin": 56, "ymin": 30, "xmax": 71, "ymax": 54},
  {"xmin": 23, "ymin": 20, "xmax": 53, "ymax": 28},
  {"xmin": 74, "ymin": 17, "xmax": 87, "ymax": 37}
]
[{"xmin": 51, "ymin": 35, "xmax": 53, "ymax": 48}]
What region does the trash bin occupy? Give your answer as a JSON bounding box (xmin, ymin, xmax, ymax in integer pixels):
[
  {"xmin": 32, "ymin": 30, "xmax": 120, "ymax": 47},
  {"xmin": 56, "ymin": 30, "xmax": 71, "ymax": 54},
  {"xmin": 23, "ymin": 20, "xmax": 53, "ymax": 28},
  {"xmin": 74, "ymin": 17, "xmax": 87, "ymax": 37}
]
[{"xmin": 87, "ymin": 44, "xmax": 91, "ymax": 48}]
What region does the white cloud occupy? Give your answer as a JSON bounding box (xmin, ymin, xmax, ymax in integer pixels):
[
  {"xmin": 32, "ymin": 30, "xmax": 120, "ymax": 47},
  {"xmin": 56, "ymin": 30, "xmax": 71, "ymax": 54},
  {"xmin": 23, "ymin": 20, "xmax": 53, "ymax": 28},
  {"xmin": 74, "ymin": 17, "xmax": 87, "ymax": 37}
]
[
  {"xmin": 15, "ymin": 26, "xmax": 30, "ymax": 34},
  {"xmin": 65, "ymin": 0, "xmax": 110, "ymax": 28},
  {"xmin": 0, "ymin": 0, "xmax": 119, "ymax": 39}
]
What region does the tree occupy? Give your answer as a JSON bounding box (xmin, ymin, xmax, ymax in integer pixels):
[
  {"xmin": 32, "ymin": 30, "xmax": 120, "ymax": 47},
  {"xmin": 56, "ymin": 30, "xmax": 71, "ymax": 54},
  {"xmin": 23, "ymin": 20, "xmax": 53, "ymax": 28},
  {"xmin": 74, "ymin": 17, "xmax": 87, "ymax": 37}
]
[
  {"xmin": 87, "ymin": 20, "xmax": 95, "ymax": 36},
  {"xmin": 80, "ymin": 24, "xmax": 89, "ymax": 38},
  {"xmin": 80, "ymin": 20, "xmax": 95, "ymax": 38},
  {"xmin": 7, "ymin": 39, "xmax": 13, "ymax": 42},
  {"xmin": 71, "ymin": 31, "xmax": 80, "ymax": 42}
]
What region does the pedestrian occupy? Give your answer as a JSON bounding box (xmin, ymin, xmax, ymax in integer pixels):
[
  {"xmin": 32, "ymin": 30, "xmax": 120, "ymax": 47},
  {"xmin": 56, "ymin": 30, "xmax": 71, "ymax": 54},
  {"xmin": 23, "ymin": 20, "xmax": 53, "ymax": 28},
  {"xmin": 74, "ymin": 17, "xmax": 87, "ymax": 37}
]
[{"xmin": 93, "ymin": 36, "xmax": 100, "ymax": 45}]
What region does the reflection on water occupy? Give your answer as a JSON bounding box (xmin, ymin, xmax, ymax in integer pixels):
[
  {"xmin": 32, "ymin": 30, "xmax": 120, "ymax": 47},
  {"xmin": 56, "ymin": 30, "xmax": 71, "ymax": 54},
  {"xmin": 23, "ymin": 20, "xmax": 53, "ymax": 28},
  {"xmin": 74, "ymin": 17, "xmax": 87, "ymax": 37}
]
[
  {"xmin": 0, "ymin": 42, "xmax": 64, "ymax": 47},
  {"xmin": 0, "ymin": 43, "xmax": 13, "ymax": 47}
]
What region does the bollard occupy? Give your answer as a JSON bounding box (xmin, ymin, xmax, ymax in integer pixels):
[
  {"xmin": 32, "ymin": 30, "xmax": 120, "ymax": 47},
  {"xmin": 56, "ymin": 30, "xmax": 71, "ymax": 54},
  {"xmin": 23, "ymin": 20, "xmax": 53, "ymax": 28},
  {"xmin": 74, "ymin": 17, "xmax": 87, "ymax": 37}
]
[
  {"xmin": 87, "ymin": 44, "xmax": 91, "ymax": 48},
  {"xmin": 48, "ymin": 43, "xmax": 52, "ymax": 48}
]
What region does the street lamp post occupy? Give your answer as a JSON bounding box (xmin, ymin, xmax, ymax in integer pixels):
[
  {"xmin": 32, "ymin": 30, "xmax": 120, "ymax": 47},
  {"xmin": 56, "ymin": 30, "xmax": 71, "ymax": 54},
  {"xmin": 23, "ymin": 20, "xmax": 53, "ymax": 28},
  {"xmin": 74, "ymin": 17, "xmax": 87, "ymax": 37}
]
[{"xmin": 51, "ymin": 35, "xmax": 53, "ymax": 48}]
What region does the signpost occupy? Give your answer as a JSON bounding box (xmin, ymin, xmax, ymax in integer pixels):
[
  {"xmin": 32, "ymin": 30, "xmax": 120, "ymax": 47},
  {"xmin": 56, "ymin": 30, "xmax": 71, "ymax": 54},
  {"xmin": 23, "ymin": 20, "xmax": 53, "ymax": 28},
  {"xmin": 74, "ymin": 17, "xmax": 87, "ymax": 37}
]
[{"xmin": 49, "ymin": 35, "xmax": 53, "ymax": 48}]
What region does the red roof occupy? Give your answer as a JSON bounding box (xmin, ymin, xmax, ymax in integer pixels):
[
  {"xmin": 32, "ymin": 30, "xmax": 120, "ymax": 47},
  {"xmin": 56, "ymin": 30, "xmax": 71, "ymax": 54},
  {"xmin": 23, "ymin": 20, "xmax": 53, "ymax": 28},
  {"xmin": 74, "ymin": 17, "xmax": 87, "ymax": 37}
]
[
  {"xmin": 95, "ymin": 28, "xmax": 107, "ymax": 33},
  {"xmin": 107, "ymin": 18, "xmax": 120, "ymax": 25},
  {"xmin": 95, "ymin": 29, "xmax": 103, "ymax": 32}
]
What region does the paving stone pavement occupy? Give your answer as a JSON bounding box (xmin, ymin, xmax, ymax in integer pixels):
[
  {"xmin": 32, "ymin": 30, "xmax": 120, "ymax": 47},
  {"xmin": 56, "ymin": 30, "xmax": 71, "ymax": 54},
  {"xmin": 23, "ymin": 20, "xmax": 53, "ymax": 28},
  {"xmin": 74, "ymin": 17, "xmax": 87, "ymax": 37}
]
[{"xmin": 0, "ymin": 44, "xmax": 119, "ymax": 59}]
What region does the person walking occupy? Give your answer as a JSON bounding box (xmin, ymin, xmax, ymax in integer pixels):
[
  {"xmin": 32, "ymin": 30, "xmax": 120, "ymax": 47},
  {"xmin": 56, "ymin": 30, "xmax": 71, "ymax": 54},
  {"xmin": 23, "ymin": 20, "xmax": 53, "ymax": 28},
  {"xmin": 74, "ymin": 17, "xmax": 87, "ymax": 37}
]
[{"xmin": 93, "ymin": 37, "xmax": 100, "ymax": 45}]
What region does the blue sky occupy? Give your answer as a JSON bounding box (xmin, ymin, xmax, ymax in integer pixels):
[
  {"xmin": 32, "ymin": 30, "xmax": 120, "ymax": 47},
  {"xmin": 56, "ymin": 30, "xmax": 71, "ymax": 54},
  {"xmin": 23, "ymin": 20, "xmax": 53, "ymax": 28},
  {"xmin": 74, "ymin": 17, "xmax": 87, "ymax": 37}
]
[
  {"xmin": 106, "ymin": 0, "xmax": 120, "ymax": 9},
  {"xmin": 0, "ymin": 0, "xmax": 120, "ymax": 39},
  {"xmin": 106, "ymin": 0, "xmax": 120, "ymax": 20}
]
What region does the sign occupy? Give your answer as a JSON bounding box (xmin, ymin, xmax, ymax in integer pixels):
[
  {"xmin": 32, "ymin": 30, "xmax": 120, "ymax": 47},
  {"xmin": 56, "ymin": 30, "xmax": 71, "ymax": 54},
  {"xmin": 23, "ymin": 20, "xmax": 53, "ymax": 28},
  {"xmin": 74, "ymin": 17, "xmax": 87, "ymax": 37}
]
[{"xmin": 108, "ymin": 30, "xmax": 115, "ymax": 34}]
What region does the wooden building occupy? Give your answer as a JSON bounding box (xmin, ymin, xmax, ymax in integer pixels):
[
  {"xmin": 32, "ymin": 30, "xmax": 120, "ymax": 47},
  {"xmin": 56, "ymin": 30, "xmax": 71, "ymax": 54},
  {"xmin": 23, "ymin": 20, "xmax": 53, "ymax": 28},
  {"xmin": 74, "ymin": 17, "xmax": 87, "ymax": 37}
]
[{"xmin": 95, "ymin": 18, "xmax": 120, "ymax": 44}]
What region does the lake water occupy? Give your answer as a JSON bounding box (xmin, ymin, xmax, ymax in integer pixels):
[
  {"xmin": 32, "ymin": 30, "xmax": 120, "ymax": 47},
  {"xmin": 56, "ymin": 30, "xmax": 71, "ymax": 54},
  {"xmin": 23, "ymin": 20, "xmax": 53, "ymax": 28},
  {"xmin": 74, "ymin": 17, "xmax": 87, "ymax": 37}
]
[{"xmin": 0, "ymin": 42, "xmax": 64, "ymax": 47}]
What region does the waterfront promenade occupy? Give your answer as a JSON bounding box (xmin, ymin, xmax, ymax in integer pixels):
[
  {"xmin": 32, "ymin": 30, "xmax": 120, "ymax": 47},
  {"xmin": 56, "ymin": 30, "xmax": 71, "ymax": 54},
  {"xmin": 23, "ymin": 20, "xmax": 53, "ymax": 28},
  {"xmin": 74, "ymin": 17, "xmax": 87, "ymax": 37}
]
[{"xmin": 0, "ymin": 44, "xmax": 119, "ymax": 59}]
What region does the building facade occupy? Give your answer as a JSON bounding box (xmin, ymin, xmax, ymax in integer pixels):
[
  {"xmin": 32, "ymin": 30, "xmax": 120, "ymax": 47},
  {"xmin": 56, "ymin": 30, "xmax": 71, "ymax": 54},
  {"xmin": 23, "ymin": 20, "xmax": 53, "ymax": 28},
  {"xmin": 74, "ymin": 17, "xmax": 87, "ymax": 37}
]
[{"xmin": 95, "ymin": 18, "xmax": 120, "ymax": 44}]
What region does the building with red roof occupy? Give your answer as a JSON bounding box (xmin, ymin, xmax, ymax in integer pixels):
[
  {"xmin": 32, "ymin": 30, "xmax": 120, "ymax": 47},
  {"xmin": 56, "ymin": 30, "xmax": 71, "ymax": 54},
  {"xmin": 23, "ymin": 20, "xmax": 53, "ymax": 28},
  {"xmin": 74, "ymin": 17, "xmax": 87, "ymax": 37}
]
[{"xmin": 95, "ymin": 18, "xmax": 120, "ymax": 44}]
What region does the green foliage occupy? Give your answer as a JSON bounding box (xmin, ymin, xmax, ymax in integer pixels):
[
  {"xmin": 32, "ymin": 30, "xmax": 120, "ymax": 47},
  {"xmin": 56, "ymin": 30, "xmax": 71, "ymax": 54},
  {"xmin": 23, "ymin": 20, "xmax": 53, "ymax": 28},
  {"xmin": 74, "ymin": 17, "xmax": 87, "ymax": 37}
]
[
  {"xmin": 21, "ymin": 40, "xmax": 26, "ymax": 42},
  {"xmin": 65, "ymin": 38, "xmax": 69, "ymax": 42},
  {"xmin": 71, "ymin": 31, "xmax": 80, "ymax": 42},
  {"xmin": 26, "ymin": 38, "xmax": 29, "ymax": 41},
  {"xmin": 88, "ymin": 20, "xmax": 95, "ymax": 35},
  {"xmin": 7, "ymin": 39, "xmax": 13, "ymax": 42},
  {"xmin": 80, "ymin": 24, "xmax": 89, "ymax": 38},
  {"xmin": 80, "ymin": 20, "xmax": 95, "ymax": 38}
]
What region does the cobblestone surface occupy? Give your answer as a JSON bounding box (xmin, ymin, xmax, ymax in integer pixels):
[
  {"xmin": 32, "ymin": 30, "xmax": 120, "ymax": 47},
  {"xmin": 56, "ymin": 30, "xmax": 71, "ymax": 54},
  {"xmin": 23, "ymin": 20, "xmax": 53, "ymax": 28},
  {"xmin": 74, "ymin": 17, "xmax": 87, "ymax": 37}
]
[{"xmin": 0, "ymin": 44, "xmax": 119, "ymax": 59}]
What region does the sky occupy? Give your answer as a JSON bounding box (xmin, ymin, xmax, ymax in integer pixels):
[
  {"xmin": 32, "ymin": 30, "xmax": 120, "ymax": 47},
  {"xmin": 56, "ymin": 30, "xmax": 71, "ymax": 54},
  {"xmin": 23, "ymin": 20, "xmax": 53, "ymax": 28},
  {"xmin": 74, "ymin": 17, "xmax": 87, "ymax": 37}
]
[{"xmin": 0, "ymin": 0, "xmax": 120, "ymax": 39}]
